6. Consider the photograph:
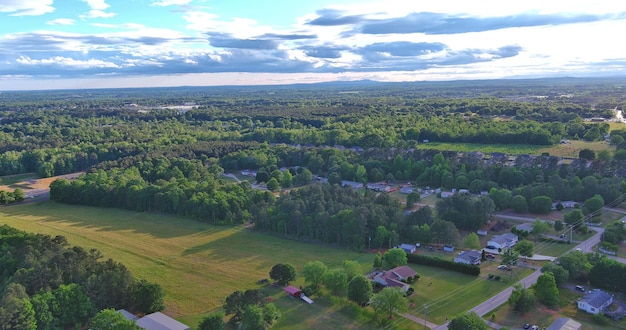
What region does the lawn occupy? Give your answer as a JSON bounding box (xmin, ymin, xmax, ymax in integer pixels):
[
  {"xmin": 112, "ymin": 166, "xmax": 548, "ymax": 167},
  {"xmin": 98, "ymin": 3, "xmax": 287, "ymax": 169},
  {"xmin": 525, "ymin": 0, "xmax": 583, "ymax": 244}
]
[
  {"xmin": 396, "ymin": 263, "xmax": 533, "ymax": 326},
  {"xmin": 416, "ymin": 139, "xmax": 616, "ymax": 158},
  {"xmin": 0, "ymin": 202, "xmax": 370, "ymax": 327}
]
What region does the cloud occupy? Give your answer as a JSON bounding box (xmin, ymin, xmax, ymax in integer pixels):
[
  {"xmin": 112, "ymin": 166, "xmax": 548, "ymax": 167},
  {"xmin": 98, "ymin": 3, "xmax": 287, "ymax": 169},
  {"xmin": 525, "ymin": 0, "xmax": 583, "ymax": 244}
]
[
  {"xmin": 256, "ymin": 33, "xmax": 317, "ymax": 40},
  {"xmin": 300, "ymin": 46, "xmax": 347, "ymax": 59},
  {"xmin": 47, "ymin": 18, "xmax": 75, "ymax": 26},
  {"xmin": 208, "ymin": 33, "xmax": 279, "ymax": 50},
  {"xmin": 80, "ymin": 0, "xmax": 115, "ymax": 19},
  {"xmin": 151, "ymin": 0, "xmax": 193, "ymax": 6},
  {"xmin": 0, "ymin": 0, "xmax": 54, "ymax": 16},
  {"xmin": 360, "ymin": 41, "xmax": 446, "ymax": 57},
  {"xmin": 359, "ymin": 12, "xmax": 624, "ymax": 35},
  {"xmin": 306, "ymin": 9, "xmax": 365, "ymax": 26},
  {"xmin": 16, "ymin": 56, "xmax": 120, "ymax": 69}
]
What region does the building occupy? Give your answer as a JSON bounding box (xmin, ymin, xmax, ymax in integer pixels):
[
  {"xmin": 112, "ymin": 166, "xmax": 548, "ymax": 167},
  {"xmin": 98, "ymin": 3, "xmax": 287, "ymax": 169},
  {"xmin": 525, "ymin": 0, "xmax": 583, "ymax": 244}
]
[
  {"xmin": 547, "ymin": 318, "xmax": 582, "ymax": 330},
  {"xmin": 370, "ymin": 266, "xmax": 417, "ymax": 292},
  {"xmin": 116, "ymin": 309, "xmax": 138, "ymax": 321},
  {"xmin": 487, "ymin": 233, "xmax": 518, "ymax": 250},
  {"xmin": 514, "ymin": 223, "xmax": 533, "ymax": 234},
  {"xmin": 366, "ymin": 182, "xmax": 392, "ymax": 192},
  {"xmin": 577, "ymin": 289, "xmax": 613, "ymax": 314},
  {"xmin": 399, "ymin": 243, "xmax": 416, "ymax": 254},
  {"xmin": 400, "ymin": 186, "xmax": 414, "ymax": 194},
  {"xmin": 440, "ymin": 191, "xmax": 455, "ymax": 198},
  {"xmin": 454, "ymin": 250, "xmax": 482, "ymax": 265},
  {"xmin": 284, "ymin": 286, "xmax": 302, "ymax": 298},
  {"xmin": 136, "ymin": 312, "xmax": 190, "ymax": 330},
  {"xmin": 341, "ymin": 180, "xmax": 363, "ymax": 189}
]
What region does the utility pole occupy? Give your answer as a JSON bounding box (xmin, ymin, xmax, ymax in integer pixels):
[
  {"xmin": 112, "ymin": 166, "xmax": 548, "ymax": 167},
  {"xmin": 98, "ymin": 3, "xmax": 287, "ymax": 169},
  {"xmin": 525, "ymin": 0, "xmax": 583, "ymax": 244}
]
[
  {"xmin": 570, "ymin": 225, "xmax": 573, "ymax": 243},
  {"xmin": 424, "ymin": 304, "xmax": 428, "ymax": 329},
  {"xmin": 368, "ymin": 237, "xmax": 371, "ymax": 251}
]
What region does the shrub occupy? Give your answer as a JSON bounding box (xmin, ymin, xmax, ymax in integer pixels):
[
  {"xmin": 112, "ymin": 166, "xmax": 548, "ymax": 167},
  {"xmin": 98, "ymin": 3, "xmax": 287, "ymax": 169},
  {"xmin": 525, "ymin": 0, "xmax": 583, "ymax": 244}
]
[{"xmin": 494, "ymin": 275, "xmax": 501, "ymax": 281}]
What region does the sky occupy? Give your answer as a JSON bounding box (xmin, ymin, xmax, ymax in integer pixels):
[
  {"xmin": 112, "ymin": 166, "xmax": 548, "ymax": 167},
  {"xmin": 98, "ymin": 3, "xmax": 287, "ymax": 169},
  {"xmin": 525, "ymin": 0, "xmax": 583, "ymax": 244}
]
[{"xmin": 1, "ymin": 0, "xmax": 626, "ymax": 90}]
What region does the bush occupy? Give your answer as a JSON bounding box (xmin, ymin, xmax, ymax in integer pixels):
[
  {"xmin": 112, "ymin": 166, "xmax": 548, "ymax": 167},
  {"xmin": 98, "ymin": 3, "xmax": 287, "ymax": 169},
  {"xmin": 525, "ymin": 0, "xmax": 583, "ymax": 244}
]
[
  {"xmin": 488, "ymin": 274, "xmax": 494, "ymax": 279},
  {"xmin": 494, "ymin": 275, "xmax": 501, "ymax": 281}
]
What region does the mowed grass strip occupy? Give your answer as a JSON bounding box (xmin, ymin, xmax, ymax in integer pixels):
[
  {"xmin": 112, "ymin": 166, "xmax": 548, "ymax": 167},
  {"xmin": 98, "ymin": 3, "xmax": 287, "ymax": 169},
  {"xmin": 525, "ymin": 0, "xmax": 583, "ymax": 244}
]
[{"xmin": 0, "ymin": 202, "xmax": 364, "ymax": 321}]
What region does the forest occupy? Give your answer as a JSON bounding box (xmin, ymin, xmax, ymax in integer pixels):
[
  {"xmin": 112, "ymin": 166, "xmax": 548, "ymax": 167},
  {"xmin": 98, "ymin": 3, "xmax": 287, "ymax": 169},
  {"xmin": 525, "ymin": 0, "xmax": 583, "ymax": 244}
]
[{"xmin": 2, "ymin": 77, "xmax": 626, "ymax": 327}]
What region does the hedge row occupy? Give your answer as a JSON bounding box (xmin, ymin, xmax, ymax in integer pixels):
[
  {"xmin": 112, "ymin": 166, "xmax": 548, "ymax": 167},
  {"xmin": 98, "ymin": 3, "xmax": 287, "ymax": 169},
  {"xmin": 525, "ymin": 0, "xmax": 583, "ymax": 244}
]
[{"xmin": 407, "ymin": 254, "xmax": 480, "ymax": 276}]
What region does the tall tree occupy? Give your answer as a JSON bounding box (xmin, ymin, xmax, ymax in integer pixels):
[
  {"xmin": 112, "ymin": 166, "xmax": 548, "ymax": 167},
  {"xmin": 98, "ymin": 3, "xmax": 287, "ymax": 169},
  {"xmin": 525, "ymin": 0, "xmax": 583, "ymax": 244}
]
[
  {"xmin": 324, "ymin": 270, "xmax": 348, "ymax": 296},
  {"xmin": 347, "ymin": 275, "xmax": 373, "ymax": 306},
  {"xmin": 507, "ymin": 284, "xmax": 536, "ymax": 313},
  {"xmin": 302, "ymin": 261, "xmax": 327, "ymax": 288},
  {"xmin": 448, "ymin": 312, "xmax": 488, "ymax": 330},
  {"xmin": 534, "ymin": 272, "xmax": 559, "ymax": 307},
  {"xmin": 371, "ymin": 287, "xmax": 408, "ymax": 319},
  {"xmin": 269, "ymin": 263, "xmax": 297, "ymax": 286},
  {"xmin": 90, "ymin": 309, "xmax": 142, "ymax": 330},
  {"xmin": 133, "ymin": 280, "xmax": 165, "ymax": 314},
  {"xmin": 198, "ymin": 312, "xmax": 225, "ymax": 330},
  {"xmin": 383, "ymin": 248, "xmax": 408, "ymax": 268},
  {"xmin": 0, "ymin": 283, "xmax": 36, "ymax": 330},
  {"xmin": 463, "ymin": 233, "xmax": 480, "ymax": 249},
  {"xmin": 514, "ymin": 240, "xmax": 534, "ymax": 257}
]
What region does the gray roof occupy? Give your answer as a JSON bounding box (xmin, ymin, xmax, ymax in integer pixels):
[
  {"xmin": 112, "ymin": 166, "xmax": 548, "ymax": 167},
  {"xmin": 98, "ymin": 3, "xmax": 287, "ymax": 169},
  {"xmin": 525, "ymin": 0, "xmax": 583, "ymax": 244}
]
[
  {"xmin": 455, "ymin": 250, "xmax": 481, "ymax": 263},
  {"xmin": 116, "ymin": 309, "xmax": 138, "ymax": 321},
  {"xmin": 136, "ymin": 312, "xmax": 190, "ymax": 330},
  {"xmin": 579, "ymin": 289, "xmax": 613, "ymax": 309},
  {"xmin": 547, "ymin": 318, "xmax": 582, "ymax": 330}
]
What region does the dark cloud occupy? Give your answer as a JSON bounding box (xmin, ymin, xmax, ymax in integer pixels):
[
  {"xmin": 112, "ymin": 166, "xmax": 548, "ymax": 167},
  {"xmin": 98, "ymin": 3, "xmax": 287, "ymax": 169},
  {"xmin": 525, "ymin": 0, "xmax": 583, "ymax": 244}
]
[
  {"xmin": 207, "ymin": 33, "xmax": 279, "ymax": 50},
  {"xmin": 359, "ymin": 12, "xmax": 623, "ymax": 35},
  {"xmin": 299, "ymin": 45, "xmax": 350, "ymax": 59},
  {"xmin": 257, "ymin": 33, "xmax": 317, "ymax": 40},
  {"xmin": 360, "ymin": 41, "xmax": 446, "ymax": 57},
  {"xmin": 307, "ymin": 9, "xmax": 366, "ymax": 26}
]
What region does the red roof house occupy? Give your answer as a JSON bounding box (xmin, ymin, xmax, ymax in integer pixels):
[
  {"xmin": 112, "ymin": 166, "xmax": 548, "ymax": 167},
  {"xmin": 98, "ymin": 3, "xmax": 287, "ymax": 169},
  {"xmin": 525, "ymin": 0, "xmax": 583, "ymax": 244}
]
[{"xmin": 284, "ymin": 286, "xmax": 302, "ymax": 297}]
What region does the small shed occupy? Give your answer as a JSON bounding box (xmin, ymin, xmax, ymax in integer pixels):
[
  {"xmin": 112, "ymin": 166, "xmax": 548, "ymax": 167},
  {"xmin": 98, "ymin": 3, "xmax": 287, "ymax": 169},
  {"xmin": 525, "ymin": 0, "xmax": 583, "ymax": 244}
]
[
  {"xmin": 443, "ymin": 245, "xmax": 455, "ymax": 252},
  {"xmin": 284, "ymin": 286, "xmax": 302, "ymax": 298},
  {"xmin": 400, "ymin": 243, "xmax": 416, "ymax": 254}
]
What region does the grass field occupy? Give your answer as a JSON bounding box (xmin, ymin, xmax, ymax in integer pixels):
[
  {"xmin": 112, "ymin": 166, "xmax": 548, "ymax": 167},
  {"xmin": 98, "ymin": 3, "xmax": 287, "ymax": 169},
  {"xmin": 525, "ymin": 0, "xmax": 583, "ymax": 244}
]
[
  {"xmin": 416, "ymin": 140, "xmax": 615, "ymax": 158},
  {"xmin": 0, "ymin": 202, "xmax": 370, "ymax": 327}
]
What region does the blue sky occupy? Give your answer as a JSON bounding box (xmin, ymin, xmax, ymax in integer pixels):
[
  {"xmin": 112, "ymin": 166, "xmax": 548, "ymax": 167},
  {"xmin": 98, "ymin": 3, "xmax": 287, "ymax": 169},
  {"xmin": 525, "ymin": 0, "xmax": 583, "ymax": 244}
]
[{"xmin": 1, "ymin": 0, "xmax": 625, "ymax": 90}]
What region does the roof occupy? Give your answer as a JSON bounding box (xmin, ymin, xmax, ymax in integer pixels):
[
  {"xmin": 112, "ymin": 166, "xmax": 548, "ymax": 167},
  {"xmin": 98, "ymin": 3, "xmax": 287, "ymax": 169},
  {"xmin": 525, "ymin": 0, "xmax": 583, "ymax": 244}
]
[
  {"xmin": 387, "ymin": 266, "xmax": 416, "ymax": 279},
  {"xmin": 547, "ymin": 318, "xmax": 582, "ymax": 330},
  {"xmin": 489, "ymin": 233, "xmax": 518, "ymax": 244},
  {"xmin": 116, "ymin": 309, "xmax": 138, "ymax": 321},
  {"xmin": 515, "ymin": 223, "xmax": 533, "ymax": 232},
  {"xmin": 579, "ymin": 289, "xmax": 613, "ymax": 309},
  {"xmin": 455, "ymin": 250, "xmax": 481, "ymax": 263},
  {"xmin": 284, "ymin": 286, "xmax": 301, "ymax": 295},
  {"xmin": 136, "ymin": 312, "xmax": 190, "ymax": 330},
  {"xmin": 400, "ymin": 244, "xmax": 415, "ymax": 250}
]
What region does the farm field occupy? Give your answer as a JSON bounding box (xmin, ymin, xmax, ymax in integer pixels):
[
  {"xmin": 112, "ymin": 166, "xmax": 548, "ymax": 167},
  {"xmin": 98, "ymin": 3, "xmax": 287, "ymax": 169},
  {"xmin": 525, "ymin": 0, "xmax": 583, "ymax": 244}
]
[
  {"xmin": 0, "ymin": 202, "xmax": 370, "ymax": 327},
  {"xmin": 416, "ymin": 140, "xmax": 615, "ymax": 158}
]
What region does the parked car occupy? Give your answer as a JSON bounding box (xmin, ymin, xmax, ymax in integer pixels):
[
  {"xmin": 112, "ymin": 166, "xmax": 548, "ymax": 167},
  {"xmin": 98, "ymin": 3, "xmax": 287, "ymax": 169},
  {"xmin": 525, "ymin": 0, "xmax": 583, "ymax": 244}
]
[
  {"xmin": 486, "ymin": 253, "xmax": 496, "ymax": 259},
  {"xmin": 498, "ymin": 265, "xmax": 507, "ymax": 270},
  {"xmin": 576, "ymin": 285, "xmax": 585, "ymax": 292},
  {"xmin": 523, "ymin": 324, "xmax": 530, "ymax": 329}
]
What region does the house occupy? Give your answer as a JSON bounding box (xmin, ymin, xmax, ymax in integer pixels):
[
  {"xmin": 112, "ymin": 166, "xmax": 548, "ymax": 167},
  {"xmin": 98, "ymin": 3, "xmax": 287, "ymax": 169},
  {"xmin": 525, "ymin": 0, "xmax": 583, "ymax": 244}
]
[
  {"xmin": 487, "ymin": 233, "xmax": 518, "ymax": 250},
  {"xmin": 514, "ymin": 223, "xmax": 534, "ymax": 234},
  {"xmin": 454, "ymin": 250, "xmax": 481, "ymax": 265},
  {"xmin": 547, "ymin": 318, "xmax": 582, "ymax": 330},
  {"xmin": 241, "ymin": 170, "xmax": 257, "ymax": 177},
  {"xmin": 370, "ymin": 266, "xmax": 417, "ymax": 292},
  {"xmin": 440, "ymin": 191, "xmax": 455, "ymax": 198},
  {"xmin": 366, "ymin": 182, "xmax": 392, "ymax": 192},
  {"xmin": 399, "ymin": 243, "xmax": 416, "ymax": 254},
  {"xmin": 116, "ymin": 309, "xmax": 138, "ymax": 321},
  {"xmin": 400, "ymin": 186, "xmax": 414, "ymax": 194},
  {"xmin": 136, "ymin": 312, "xmax": 190, "ymax": 330},
  {"xmin": 341, "ymin": 180, "xmax": 363, "ymax": 189},
  {"xmin": 577, "ymin": 289, "xmax": 613, "ymax": 314},
  {"xmin": 284, "ymin": 286, "xmax": 302, "ymax": 298}
]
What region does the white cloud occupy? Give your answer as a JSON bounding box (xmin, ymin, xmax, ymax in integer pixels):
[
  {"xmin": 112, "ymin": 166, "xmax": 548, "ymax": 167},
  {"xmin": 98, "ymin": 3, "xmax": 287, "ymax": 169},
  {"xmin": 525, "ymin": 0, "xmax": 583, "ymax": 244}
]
[
  {"xmin": 80, "ymin": 9, "xmax": 116, "ymax": 19},
  {"xmin": 46, "ymin": 18, "xmax": 75, "ymax": 25},
  {"xmin": 0, "ymin": 0, "xmax": 54, "ymax": 16},
  {"xmin": 82, "ymin": 0, "xmax": 110, "ymax": 11},
  {"xmin": 16, "ymin": 56, "xmax": 119, "ymax": 69},
  {"xmin": 151, "ymin": 0, "xmax": 193, "ymax": 6}
]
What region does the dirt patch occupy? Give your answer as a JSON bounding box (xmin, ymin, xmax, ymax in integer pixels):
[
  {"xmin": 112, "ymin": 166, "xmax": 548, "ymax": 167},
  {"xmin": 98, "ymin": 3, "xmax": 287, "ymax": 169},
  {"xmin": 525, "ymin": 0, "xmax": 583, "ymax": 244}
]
[{"xmin": 0, "ymin": 173, "xmax": 83, "ymax": 192}]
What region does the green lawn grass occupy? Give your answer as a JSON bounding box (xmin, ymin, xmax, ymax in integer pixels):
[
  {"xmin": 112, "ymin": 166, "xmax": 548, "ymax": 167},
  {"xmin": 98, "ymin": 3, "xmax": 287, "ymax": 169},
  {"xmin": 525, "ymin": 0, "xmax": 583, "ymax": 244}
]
[
  {"xmin": 416, "ymin": 140, "xmax": 615, "ymax": 158},
  {"xmin": 0, "ymin": 202, "xmax": 368, "ymax": 327},
  {"xmin": 0, "ymin": 172, "xmax": 38, "ymax": 186},
  {"xmin": 397, "ymin": 263, "xmax": 533, "ymax": 326}
]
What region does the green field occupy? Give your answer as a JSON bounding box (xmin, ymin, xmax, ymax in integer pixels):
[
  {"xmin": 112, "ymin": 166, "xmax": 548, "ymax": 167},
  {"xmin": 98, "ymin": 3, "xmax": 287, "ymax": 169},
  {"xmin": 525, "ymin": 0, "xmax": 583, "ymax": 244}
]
[
  {"xmin": 0, "ymin": 202, "xmax": 370, "ymax": 327},
  {"xmin": 416, "ymin": 140, "xmax": 615, "ymax": 158}
]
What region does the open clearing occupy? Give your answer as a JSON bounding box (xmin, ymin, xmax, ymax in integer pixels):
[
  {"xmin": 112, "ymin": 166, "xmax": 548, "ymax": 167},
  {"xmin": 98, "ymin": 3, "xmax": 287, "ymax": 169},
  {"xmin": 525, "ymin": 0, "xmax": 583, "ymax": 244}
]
[{"xmin": 0, "ymin": 202, "xmax": 368, "ymax": 326}]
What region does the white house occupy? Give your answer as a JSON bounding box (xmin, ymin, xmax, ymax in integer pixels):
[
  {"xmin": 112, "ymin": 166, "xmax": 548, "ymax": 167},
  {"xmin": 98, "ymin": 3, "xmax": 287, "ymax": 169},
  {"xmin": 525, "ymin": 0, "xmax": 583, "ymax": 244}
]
[
  {"xmin": 577, "ymin": 289, "xmax": 613, "ymax": 314},
  {"xmin": 399, "ymin": 243, "xmax": 416, "ymax": 254},
  {"xmin": 454, "ymin": 250, "xmax": 481, "ymax": 265},
  {"xmin": 487, "ymin": 233, "xmax": 518, "ymax": 250},
  {"xmin": 440, "ymin": 191, "xmax": 455, "ymax": 198}
]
